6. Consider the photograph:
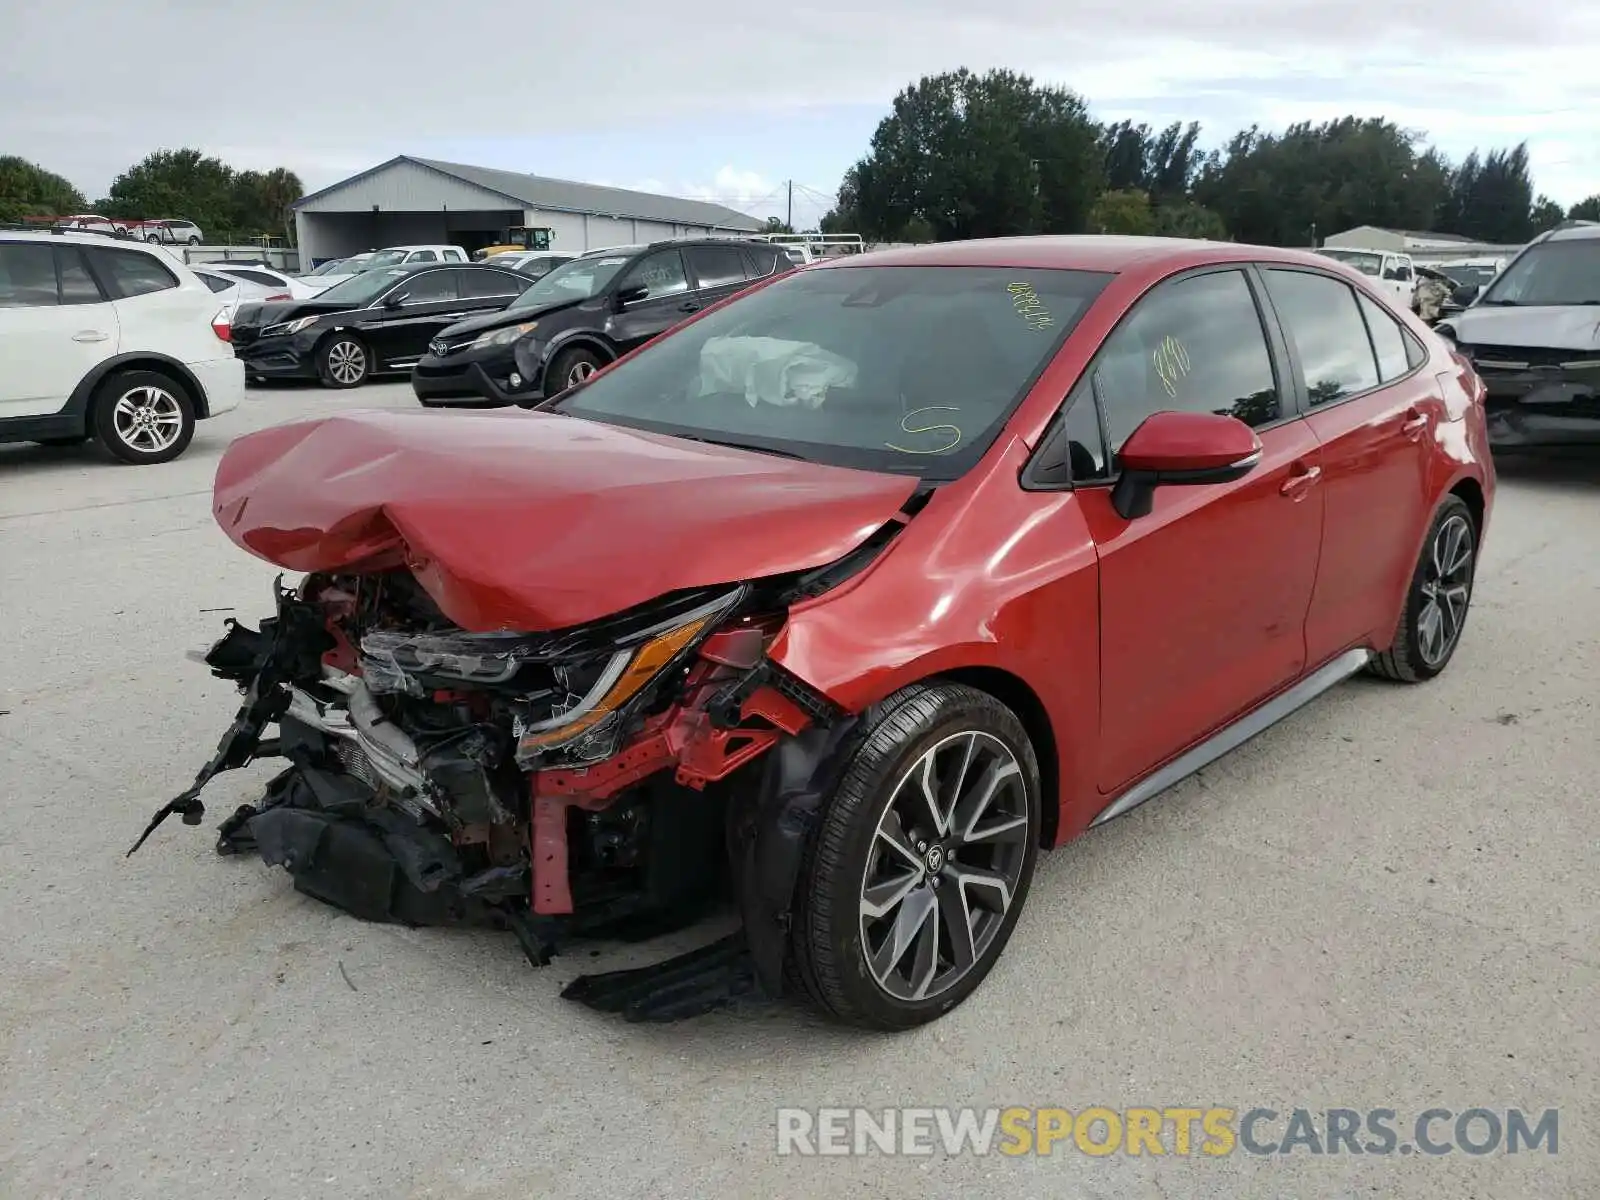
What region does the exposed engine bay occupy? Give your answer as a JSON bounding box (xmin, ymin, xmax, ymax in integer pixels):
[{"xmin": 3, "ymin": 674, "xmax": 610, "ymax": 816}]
[{"xmin": 129, "ymin": 533, "xmax": 900, "ymax": 1020}]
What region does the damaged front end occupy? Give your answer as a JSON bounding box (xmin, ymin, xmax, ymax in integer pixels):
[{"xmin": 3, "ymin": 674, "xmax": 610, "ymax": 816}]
[{"xmin": 132, "ymin": 552, "xmax": 881, "ymax": 1021}]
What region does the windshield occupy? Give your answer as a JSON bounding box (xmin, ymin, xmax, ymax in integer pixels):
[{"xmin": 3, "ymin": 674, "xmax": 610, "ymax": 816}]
[
  {"xmin": 365, "ymin": 250, "xmax": 413, "ymax": 269},
  {"xmin": 1318, "ymin": 249, "xmax": 1383, "ymax": 277},
  {"xmin": 1443, "ymin": 264, "xmax": 1497, "ymax": 287},
  {"xmin": 309, "ymin": 259, "xmax": 349, "ymax": 276},
  {"xmin": 555, "ymin": 265, "xmax": 1112, "ymax": 479},
  {"xmin": 509, "ymin": 253, "xmax": 634, "ymax": 310},
  {"xmin": 1477, "ymin": 241, "xmax": 1600, "ymax": 306},
  {"xmin": 314, "ymin": 267, "xmax": 413, "ymax": 306}
]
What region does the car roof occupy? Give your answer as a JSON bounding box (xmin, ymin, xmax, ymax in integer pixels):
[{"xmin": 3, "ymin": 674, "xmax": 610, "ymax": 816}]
[
  {"xmin": 1544, "ymin": 222, "xmax": 1600, "ymax": 243},
  {"xmin": 811, "ymin": 235, "xmax": 1346, "ymax": 277},
  {"xmin": 0, "ymin": 229, "xmax": 166, "ymax": 250}
]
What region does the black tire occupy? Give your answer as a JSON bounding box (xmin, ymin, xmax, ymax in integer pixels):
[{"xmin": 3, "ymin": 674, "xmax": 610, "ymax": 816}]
[
  {"xmin": 544, "ymin": 345, "xmax": 605, "ymax": 398},
  {"xmin": 317, "ymin": 334, "xmax": 369, "ymax": 389},
  {"xmin": 34, "ymin": 435, "xmax": 90, "ymax": 447},
  {"xmin": 90, "ymin": 369, "xmax": 196, "ymax": 465},
  {"xmin": 1369, "ymin": 494, "xmax": 1477, "ymax": 683},
  {"xmin": 145, "ymin": 235, "xmax": 161, "ymax": 244},
  {"xmin": 187, "ymin": 236, "xmax": 201, "ymax": 245},
  {"xmin": 789, "ymin": 682, "xmax": 1042, "ymax": 1030}
]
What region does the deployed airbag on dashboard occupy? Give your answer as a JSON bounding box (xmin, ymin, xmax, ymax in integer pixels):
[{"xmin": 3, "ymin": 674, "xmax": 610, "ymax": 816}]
[{"xmin": 696, "ymin": 335, "xmax": 857, "ymax": 409}]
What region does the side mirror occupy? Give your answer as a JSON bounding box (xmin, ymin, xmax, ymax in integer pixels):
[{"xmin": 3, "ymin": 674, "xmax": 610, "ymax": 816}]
[
  {"xmin": 383, "ymin": 291, "xmax": 407, "ymax": 309},
  {"xmin": 1111, "ymin": 411, "xmax": 1263, "ymax": 520},
  {"xmin": 615, "ymin": 284, "xmax": 649, "ymax": 307}
]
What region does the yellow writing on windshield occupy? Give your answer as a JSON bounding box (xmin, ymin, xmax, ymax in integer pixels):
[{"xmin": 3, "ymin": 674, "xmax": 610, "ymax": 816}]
[
  {"xmin": 1153, "ymin": 334, "xmax": 1191, "ymax": 397},
  {"xmin": 886, "ymin": 407, "xmax": 963, "ymax": 454},
  {"xmin": 1007, "ymin": 282, "xmax": 1055, "ymax": 330}
]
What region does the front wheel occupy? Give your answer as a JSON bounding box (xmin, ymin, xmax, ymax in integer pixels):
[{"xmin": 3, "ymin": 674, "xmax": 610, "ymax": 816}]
[
  {"xmin": 789, "ymin": 682, "xmax": 1041, "ymax": 1030},
  {"xmin": 544, "ymin": 345, "xmax": 604, "ymax": 399},
  {"xmin": 1369, "ymin": 494, "xmax": 1478, "ymax": 682},
  {"xmin": 317, "ymin": 335, "xmax": 369, "ymax": 388}
]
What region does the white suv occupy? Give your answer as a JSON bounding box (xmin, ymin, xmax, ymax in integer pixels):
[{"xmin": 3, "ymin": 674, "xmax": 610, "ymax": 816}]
[{"xmin": 0, "ymin": 232, "xmax": 244, "ymax": 464}]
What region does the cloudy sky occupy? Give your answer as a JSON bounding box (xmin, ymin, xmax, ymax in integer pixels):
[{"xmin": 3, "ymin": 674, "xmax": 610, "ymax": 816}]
[{"xmin": 5, "ymin": 0, "xmax": 1597, "ymax": 231}]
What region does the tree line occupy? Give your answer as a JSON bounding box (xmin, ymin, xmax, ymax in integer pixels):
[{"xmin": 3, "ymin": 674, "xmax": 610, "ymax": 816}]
[
  {"xmin": 0, "ymin": 149, "xmax": 304, "ymax": 243},
  {"xmin": 819, "ymin": 68, "xmax": 1600, "ymax": 247}
]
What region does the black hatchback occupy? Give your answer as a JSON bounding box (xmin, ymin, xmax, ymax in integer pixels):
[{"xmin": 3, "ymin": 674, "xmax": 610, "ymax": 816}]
[
  {"xmin": 411, "ymin": 238, "xmax": 793, "ymax": 407},
  {"xmin": 231, "ymin": 262, "xmax": 532, "ymax": 389}
]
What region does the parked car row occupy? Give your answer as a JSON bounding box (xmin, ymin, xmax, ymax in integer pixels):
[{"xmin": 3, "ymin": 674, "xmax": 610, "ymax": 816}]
[{"xmin": 226, "ymin": 237, "xmax": 796, "ymax": 405}]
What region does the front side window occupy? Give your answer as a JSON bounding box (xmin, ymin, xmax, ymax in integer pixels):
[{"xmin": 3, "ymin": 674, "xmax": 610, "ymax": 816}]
[
  {"xmin": 1262, "ymin": 269, "xmax": 1380, "ymax": 406},
  {"xmin": 93, "ymin": 247, "xmax": 179, "ymax": 298},
  {"xmin": 556, "ymin": 264, "xmax": 1112, "ymax": 480},
  {"xmin": 395, "ymin": 270, "xmax": 458, "ymax": 304},
  {"xmin": 0, "ymin": 242, "xmax": 60, "ymax": 307},
  {"xmin": 617, "ymin": 250, "xmax": 690, "ymax": 300},
  {"xmin": 407, "ymin": 250, "xmax": 438, "ymax": 263},
  {"xmin": 1092, "ymin": 268, "xmax": 1281, "ymax": 452},
  {"xmin": 1478, "ymin": 239, "xmax": 1600, "ymax": 307},
  {"xmin": 461, "ymin": 269, "xmax": 528, "ymax": 298}
]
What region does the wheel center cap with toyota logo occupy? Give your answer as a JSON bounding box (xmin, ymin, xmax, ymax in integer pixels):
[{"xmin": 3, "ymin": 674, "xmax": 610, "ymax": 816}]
[{"xmin": 925, "ymin": 844, "xmax": 945, "ymax": 873}]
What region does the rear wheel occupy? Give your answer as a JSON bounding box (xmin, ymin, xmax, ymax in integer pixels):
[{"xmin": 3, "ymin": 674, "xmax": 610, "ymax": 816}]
[
  {"xmin": 1369, "ymin": 494, "xmax": 1477, "ymax": 682},
  {"xmin": 544, "ymin": 346, "xmax": 604, "ymax": 398},
  {"xmin": 789, "ymin": 683, "xmax": 1041, "ymax": 1030},
  {"xmin": 317, "ymin": 335, "xmax": 369, "ymax": 388},
  {"xmin": 91, "ymin": 370, "xmax": 196, "ymax": 465}
]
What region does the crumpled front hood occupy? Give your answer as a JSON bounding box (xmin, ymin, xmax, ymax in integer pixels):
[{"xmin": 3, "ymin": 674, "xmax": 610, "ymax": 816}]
[
  {"xmin": 211, "ymin": 409, "xmax": 919, "ymax": 632},
  {"xmin": 1452, "ymin": 305, "xmax": 1600, "ymax": 351}
]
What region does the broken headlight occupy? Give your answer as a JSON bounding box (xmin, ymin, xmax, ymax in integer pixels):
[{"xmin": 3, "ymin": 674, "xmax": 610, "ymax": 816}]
[{"xmin": 357, "ymin": 587, "xmax": 747, "ymax": 765}]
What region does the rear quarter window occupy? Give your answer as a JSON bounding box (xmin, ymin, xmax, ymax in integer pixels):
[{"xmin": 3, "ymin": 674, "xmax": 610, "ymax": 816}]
[{"xmin": 91, "ymin": 247, "xmax": 180, "ymax": 298}]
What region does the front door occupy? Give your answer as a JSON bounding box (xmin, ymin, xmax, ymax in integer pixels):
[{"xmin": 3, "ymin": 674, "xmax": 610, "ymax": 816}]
[
  {"xmin": 608, "ymin": 248, "xmax": 697, "ymax": 353},
  {"xmin": 0, "ymin": 242, "xmax": 119, "ymax": 418},
  {"xmin": 1258, "ymin": 268, "xmax": 1437, "ymax": 662},
  {"xmin": 361, "ymin": 268, "xmax": 476, "ymax": 369},
  {"xmin": 1074, "ymin": 266, "xmax": 1325, "ymax": 793}
]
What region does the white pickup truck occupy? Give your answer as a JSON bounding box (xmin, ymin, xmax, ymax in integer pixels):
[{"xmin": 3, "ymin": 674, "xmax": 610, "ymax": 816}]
[{"xmin": 1316, "ymin": 247, "xmax": 1419, "ymax": 310}]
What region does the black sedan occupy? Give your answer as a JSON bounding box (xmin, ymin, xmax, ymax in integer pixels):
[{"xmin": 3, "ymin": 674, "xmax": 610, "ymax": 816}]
[
  {"xmin": 411, "ymin": 239, "xmax": 793, "ymax": 407},
  {"xmin": 231, "ymin": 262, "xmax": 532, "ymax": 388}
]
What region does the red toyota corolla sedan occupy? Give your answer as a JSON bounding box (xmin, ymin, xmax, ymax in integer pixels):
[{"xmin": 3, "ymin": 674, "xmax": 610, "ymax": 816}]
[{"xmin": 135, "ymin": 236, "xmax": 1494, "ymax": 1031}]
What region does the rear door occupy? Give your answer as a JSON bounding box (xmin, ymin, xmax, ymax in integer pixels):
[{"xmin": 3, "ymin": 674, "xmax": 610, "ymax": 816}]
[
  {"xmin": 682, "ymin": 244, "xmax": 754, "ymax": 308},
  {"xmin": 1257, "ymin": 267, "xmax": 1436, "ymax": 663},
  {"xmin": 609, "ymin": 248, "xmax": 695, "ymax": 352},
  {"xmin": 86, "ymin": 244, "xmax": 217, "ymax": 364},
  {"xmin": 0, "ymin": 241, "xmax": 119, "ymax": 418},
  {"xmin": 1078, "ymin": 266, "xmax": 1324, "ymax": 792}
]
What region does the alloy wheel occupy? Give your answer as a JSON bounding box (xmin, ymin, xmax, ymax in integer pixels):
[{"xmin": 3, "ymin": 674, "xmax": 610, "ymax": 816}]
[
  {"xmin": 566, "ymin": 360, "xmax": 596, "ymax": 387},
  {"xmin": 112, "ymin": 385, "xmax": 185, "ymax": 454},
  {"xmin": 1417, "ymin": 513, "xmax": 1473, "ymax": 666},
  {"xmin": 327, "ymin": 340, "xmax": 366, "ymax": 385},
  {"xmin": 858, "ymin": 731, "xmax": 1031, "ymax": 1002}
]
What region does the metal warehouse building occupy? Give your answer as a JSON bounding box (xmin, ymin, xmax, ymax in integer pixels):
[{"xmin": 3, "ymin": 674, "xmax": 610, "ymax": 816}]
[{"xmin": 292, "ymin": 155, "xmax": 764, "ymax": 265}]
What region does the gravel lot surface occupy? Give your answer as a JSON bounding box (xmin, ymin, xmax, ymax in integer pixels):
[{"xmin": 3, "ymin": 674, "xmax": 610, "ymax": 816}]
[{"xmin": 2, "ymin": 383, "xmax": 1596, "ymax": 1199}]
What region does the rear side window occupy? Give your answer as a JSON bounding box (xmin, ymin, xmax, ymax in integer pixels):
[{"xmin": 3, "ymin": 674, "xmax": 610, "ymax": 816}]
[
  {"xmin": 222, "ymin": 268, "xmax": 283, "ymax": 288},
  {"xmin": 742, "ymin": 246, "xmax": 785, "ymax": 278},
  {"xmin": 57, "ymin": 247, "xmax": 106, "ymax": 303},
  {"xmin": 1356, "ymin": 292, "xmax": 1411, "ymax": 382},
  {"xmin": 0, "ymin": 242, "xmax": 61, "ymax": 307},
  {"xmin": 92, "ymin": 247, "xmax": 180, "ymax": 298},
  {"xmin": 461, "ymin": 270, "xmax": 526, "ymax": 298},
  {"xmin": 1262, "ymin": 269, "xmax": 1380, "ymax": 406},
  {"xmin": 685, "ymin": 245, "xmax": 749, "ymax": 288}
]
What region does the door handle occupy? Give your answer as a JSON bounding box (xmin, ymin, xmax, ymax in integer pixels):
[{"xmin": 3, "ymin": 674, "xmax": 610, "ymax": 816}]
[
  {"xmin": 1280, "ymin": 464, "xmax": 1322, "ymax": 499},
  {"xmin": 72, "ymin": 330, "xmax": 109, "ymax": 343},
  {"xmin": 1401, "ymin": 408, "xmax": 1428, "ymax": 438}
]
